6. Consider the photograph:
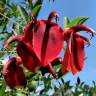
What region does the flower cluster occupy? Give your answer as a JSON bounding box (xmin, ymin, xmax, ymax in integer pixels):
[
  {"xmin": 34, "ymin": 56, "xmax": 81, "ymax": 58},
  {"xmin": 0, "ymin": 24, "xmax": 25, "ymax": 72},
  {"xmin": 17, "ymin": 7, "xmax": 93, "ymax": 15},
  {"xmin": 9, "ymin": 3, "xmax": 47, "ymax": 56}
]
[{"xmin": 2, "ymin": 11, "xmax": 95, "ymax": 88}]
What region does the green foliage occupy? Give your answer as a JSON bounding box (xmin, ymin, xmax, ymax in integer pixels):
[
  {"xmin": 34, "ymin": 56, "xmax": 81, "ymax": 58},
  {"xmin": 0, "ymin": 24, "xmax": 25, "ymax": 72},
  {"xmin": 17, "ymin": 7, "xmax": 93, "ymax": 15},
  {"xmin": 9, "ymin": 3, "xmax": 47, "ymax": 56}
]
[
  {"xmin": 64, "ymin": 16, "xmax": 89, "ymax": 28},
  {"xmin": 0, "ymin": 81, "xmax": 6, "ymax": 96},
  {"xmin": 32, "ymin": 0, "xmax": 42, "ymax": 17},
  {"xmin": 17, "ymin": 5, "xmax": 29, "ymax": 23}
]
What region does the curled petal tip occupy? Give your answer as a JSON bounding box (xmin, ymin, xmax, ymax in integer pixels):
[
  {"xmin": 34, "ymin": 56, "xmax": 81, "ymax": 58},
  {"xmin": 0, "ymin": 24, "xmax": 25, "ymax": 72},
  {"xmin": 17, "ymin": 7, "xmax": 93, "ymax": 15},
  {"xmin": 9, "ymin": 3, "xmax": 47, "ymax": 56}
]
[
  {"xmin": 71, "ymin": 25, "xmax": 96, "ymax": 36},
  {"xmin": 48, "ymin": 11, "xmax": 59, "ymax": 22},
  {"xmin": 3, "ymin": 35, "xmax": 20, "ymax": 48}
]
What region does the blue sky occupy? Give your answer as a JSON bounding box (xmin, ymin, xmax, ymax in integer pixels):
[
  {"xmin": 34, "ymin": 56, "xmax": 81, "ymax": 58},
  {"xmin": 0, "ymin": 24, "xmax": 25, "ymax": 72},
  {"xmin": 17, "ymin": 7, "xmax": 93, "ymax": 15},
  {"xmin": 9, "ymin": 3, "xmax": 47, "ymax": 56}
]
[
  {"xmin": 38, "ymin": 0, "xmax": 96, "ymax": 85},
  {"xmin": 16, "ymin": 0, "xmax": 96, "ymax": 85}
]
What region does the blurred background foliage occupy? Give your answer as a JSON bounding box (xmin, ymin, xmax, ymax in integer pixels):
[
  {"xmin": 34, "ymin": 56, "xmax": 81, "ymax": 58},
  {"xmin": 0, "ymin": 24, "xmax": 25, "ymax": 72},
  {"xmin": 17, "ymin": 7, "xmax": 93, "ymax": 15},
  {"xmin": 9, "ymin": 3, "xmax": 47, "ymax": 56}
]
[{"xmin": 0, "ymin": 0, "xmax": 96, "ymax": 96}]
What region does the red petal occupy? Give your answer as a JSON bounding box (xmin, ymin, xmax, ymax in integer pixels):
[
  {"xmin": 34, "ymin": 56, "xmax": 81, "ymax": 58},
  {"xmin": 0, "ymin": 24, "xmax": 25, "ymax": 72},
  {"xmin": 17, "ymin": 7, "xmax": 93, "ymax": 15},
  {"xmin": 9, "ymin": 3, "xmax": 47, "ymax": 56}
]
[
  {"xmin": 61, "ymin": 33, "xmax": 72, "ymax": 74},
  {"xmin": 70, "ymin": 35, "xmax": 85, "ymax": 74},
  {"xmin": 75, "ymin": 36, "xmax": 85, "ymax": 70},
  {"xmin": 48, "ymin": 63, "xmax": 57, "ymax": 78},
  {"xmin": 33, "ymin": 20, "xmax": 63, "ymax": 65},
  {"xmin": 74, "ymin": 33, "xmax": 90, "ymax": 43},
  {"xmin": 22, "ymin": 22, "xmax": 35, "ymax": 45},
  {"xmin": 17, "ymin": 41, "xmax": 40, "ymax": 73},
  {"xmin": 2, "ymin": 58, "xmax": 27, "ymax": 88},
  {"xmin": 71, "ymin": 25, "xmax": 95, "ymax": 36}
]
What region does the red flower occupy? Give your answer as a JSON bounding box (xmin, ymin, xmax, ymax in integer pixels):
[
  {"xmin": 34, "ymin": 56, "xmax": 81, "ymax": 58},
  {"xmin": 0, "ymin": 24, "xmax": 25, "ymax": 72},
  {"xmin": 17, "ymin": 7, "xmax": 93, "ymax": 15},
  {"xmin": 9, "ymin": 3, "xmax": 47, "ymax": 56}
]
[
  {"xmin": 2, "ymin": 57, "xmax": 27, "ymax": 88},
  {"xmin": 61, "ymin": 25, "xmax": 95, "ymax": 75},
  {"xmin": 32, "ymin": 11, "xmax": 64, "ymax": 65},
  {"xmin": 4, "ymin": 11, "xmax": 64, "ymax": 79}
]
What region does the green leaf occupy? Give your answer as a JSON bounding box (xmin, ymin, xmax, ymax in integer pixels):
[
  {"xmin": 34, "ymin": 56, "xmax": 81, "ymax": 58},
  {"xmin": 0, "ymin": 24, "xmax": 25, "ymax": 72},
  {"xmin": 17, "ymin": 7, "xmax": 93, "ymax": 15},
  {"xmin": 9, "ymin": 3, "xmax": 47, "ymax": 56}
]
[
  {"xmin": 0, "ymin": 32, "xmax": 12, "ymax": 41},
  {"xmin": 64, "ymin": 17, "xmax": 70, "ymax": 28},
  {"xmin": 61, "ymin": 78, "xmax": 65, "ymax": 85},
  {"xmin": 0, "ymin": 0, "xmax": 6, "ymax": 4},
  {"xmin": 34, "ymin": 0, "xmax": 42, "ymax": 7},
  {"xmin": 76, "ymin": 17, "xmax": 89, "ymax": 25},
  {"xmin": 64, "ymin": 81, "xmax": 72, "ymax": 90},
  {"xmin": 28, "ymin": 80, "xmax": 38, "ymax": 91},
  {"xmin": 32, "ymin": 4, "xmax": 42, "ymax": 17},
  {"xmin": 0, "ymin": 48, "xmax": 6, "ymax": 58},
  {"xmin": 54, "ymin": 64, "xmax": 61, "ymax": 72},
  {"xmin": 0, "ymin": 81, "xmax": 6, "ymax": 96},
  {"xmin": 67, "ymin": 17, "xmax": 89, "ymax": 28},
  {"xmin": 6, "ymin": 0, "xmax": 10, "ymax": 5},
  {"xmin": 29, "ymin": 0, "xmax": 33, "ymax": 9},
  {"xmin": 77, "ymin": 77, "xmax": 80, "ymax": 85},
  {"xmin": 80, "ymin": 82, "xmax": 84, "ymax": 87},
  {"xmin": 25, "ymin": 0, "xmax": 33, "ymax": 10},
  {"xmin": 32, "ymin": 0, "xmax": 42, "ymax": 17},
  {"xmin": 17, "ymin": 5, "xmax": 28, "ymax": 23},
  {"xmin": 92, "ymin": 81, "xmax": 96, "ymax": 87}
]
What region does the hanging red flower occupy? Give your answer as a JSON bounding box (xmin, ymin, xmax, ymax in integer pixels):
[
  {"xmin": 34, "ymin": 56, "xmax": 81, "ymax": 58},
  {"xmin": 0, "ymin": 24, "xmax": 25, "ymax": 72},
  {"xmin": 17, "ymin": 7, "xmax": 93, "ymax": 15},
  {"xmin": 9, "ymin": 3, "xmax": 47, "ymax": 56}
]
[
  {"xmin": 2, "ymin": 57, "xmax": 27, "ymax": 88},
  {"xmin": 61, "ymin": 25, "xmax": 95, "ymax": 75}
]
